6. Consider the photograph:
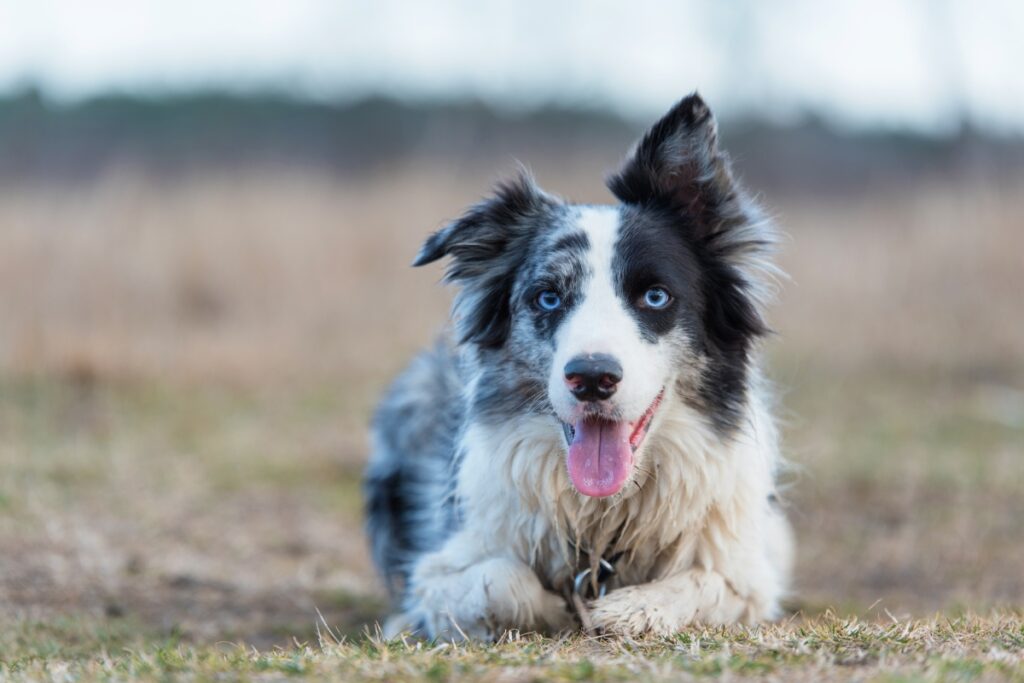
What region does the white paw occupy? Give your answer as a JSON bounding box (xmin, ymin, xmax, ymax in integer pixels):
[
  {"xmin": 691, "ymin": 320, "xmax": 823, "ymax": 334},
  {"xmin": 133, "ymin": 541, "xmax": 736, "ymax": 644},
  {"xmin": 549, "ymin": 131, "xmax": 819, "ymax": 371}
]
[
  {"xmin": 410, "ymin": 555, "xmax": 574, "ymax": 641},
  {"xmin": 587, "ymin": 571, "xmax": 750, "ymax": 637},
  {"xmin": 587, "ymin": 584, "xmax": 688, "ymax": 637}
]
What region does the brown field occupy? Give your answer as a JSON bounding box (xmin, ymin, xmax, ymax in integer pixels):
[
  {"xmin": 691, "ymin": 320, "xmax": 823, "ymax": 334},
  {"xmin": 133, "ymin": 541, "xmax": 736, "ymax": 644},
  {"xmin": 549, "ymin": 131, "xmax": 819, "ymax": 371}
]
[{"xmin": 0, "ymin": 161, "xmax": 1022, "ymax": 678}]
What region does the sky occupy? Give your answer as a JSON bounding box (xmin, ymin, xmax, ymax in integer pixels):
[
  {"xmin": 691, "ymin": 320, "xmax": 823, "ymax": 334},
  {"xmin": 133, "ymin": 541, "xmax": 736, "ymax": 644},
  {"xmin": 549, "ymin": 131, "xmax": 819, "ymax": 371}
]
[{"xmin": 0, "ymin": 0, "xmax": 1021, "ymax": 134}]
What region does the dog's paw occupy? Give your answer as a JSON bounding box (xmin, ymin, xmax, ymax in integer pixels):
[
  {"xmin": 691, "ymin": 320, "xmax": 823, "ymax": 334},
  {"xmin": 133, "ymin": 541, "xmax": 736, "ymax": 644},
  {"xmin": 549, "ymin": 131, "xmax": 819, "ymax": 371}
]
[
  {"xmin": 588, "ymin": 571, "xmax": 755, "ymax": 637},
  {"xmin": 587, "ymin": 585, "xmax": 689, "ymax": 638},
  {"xmin": 409, "ymin": 553, "xmax": 576, "ymax": 641},
  {"xmin": 418, "ymin": 589, "xmax": 573, "ymax": 642}
]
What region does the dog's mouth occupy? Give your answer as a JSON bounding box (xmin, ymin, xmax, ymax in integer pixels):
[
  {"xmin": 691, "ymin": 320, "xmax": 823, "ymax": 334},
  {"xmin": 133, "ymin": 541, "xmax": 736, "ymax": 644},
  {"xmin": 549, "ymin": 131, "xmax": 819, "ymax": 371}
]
[{"xmin": 561, "ymin": 389, "xmax": 664, "ymax": 498}]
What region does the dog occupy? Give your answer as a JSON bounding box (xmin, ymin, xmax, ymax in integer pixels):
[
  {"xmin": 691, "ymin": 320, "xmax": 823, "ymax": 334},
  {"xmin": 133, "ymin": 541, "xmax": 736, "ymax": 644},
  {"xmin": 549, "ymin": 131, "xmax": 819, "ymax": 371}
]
[{"xmin": 363, "ymin": 93, "xmax": 792, "ymax": 640}]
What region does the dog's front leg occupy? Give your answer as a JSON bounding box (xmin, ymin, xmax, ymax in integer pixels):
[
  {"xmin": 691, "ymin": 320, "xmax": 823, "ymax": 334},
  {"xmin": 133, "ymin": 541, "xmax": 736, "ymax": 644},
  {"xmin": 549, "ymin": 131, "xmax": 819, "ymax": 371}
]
[
  {"xmin": 399, "ymin": 537, "xmax": 573, "ymax": 641},
  {"xmin": 587, "ymin": 568, "xmax": 758, "ymax": 637}
]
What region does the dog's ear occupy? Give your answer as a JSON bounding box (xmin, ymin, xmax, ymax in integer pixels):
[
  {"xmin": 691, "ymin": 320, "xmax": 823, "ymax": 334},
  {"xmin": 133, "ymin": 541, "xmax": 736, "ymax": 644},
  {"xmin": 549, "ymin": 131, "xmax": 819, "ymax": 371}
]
[
  {"xmin": 412, "ymin": 172, "xmax": 548, "ymax": 269},
  {"xmin": 610, "ymin": 93, "xmax": 778, "ymax": 355},
  {"xmin": 413, "ymin": 172, "xmax": 555, "ymax": 348},
  {"xmin": 607, "ymin": 92, "xmax": 732, "ymax": 215}
]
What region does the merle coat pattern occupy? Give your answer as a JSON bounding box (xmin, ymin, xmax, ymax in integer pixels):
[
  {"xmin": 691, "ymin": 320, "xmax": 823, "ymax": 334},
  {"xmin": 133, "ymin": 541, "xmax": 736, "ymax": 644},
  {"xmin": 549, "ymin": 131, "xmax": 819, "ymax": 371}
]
[{"xmin": 364, "ymin": 93, "xmax": 791, "ymax": 639}]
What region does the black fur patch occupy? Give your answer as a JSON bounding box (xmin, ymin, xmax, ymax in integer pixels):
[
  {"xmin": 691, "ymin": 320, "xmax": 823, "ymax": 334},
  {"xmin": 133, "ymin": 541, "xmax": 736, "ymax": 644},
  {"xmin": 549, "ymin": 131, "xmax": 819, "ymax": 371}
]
[
  {"xmin": 549, "ymin": 230, "xmax": 590, "ymax": 257},
  {"xmin": 691, "ymin": 234, "xmax": 769, "ymax": 432},
  {"xmin": 614, "ymin": 204, "xmax": 703, "ymax": 342},
  {"xmin": 606, "ymin": 92, "xmax": 723, "ymax": 215}
]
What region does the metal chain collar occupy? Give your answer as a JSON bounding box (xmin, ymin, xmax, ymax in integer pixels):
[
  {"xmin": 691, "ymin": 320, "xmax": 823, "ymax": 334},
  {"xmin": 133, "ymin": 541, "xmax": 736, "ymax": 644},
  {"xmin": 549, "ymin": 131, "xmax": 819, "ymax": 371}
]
[{"xmin": 567, "ymin": 538, "xmax": 621, "ymax": 600}]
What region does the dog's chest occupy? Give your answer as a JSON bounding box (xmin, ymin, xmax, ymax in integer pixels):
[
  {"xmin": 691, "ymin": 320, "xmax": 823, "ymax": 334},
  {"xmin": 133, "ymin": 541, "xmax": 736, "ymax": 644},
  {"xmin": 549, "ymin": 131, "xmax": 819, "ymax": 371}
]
[{"xmin": 531, "ymin": 497, "xmax": 698, "ymax": 598}]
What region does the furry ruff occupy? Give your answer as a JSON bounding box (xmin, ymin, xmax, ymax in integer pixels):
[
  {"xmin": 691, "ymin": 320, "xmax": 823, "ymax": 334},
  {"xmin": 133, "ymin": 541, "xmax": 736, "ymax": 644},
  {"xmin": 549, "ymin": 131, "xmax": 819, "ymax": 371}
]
[{"xmin": 363, "ymin": 93, "xmax": 792, "ymax": 640}]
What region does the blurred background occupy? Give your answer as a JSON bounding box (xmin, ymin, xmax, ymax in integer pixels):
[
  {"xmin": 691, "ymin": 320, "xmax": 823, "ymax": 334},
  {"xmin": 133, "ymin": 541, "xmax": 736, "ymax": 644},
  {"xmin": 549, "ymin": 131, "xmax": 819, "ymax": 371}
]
[{"xmin": 0, "ymin": 0, "xmax": 1021, "ymax": 649}]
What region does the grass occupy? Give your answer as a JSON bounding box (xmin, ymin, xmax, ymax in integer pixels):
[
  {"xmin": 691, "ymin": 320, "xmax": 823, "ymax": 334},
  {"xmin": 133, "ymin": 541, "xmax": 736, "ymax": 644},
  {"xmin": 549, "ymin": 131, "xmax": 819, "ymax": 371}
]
[
  {"xmin": 0, "ymin": 165, "xmax": 1021, "ymax": 679},
  {"xmin": 1, "ymin": 614, "xmax": 1023, "ymax": 681}
]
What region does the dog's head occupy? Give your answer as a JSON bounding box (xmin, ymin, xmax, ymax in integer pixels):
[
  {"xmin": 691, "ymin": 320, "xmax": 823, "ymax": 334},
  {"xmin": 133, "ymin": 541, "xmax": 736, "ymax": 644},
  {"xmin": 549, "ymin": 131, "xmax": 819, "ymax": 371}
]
[{"xmin": 414, "ymin": 94, "xmax": 776, "ymax": 498}]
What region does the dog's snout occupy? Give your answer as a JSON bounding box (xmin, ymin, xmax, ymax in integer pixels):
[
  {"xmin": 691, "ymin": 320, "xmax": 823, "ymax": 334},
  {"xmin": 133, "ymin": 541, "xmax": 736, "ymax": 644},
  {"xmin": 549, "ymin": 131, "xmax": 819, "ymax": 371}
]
[{"xmin": 564, "ymin": 354, "xmax": 622, "ymax": 402}]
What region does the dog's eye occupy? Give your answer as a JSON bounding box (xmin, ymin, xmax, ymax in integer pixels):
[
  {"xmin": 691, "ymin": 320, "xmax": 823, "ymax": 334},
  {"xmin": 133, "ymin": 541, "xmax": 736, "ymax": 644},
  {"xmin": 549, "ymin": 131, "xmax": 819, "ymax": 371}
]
[
  {"xmin": 641, "ymin": 287, "xmax": 672, "ymax": 309},
  {"xmin": 536, "ymin": 290, "xmax": 562, "ymax": 311}
]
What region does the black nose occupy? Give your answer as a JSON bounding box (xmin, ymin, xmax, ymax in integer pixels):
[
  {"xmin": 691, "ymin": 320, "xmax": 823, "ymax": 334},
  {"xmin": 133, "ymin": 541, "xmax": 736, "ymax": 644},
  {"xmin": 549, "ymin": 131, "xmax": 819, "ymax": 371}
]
[{"xmin": 564, "ymin": 354, "xmax": 623, "ymax": 402}]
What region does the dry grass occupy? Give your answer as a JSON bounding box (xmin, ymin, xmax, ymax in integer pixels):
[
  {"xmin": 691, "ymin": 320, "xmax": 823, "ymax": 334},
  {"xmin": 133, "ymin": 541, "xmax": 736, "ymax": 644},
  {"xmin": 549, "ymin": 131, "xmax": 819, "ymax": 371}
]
[
  {"xmin": 3, "ymin": 614, "xmax": 1023, "ymax": 681},
  {"xmin": 2, "ymin": 164, "xmax": 1020, "ymax": 385},
  {"xmin": 0, "ymin": 161, "xmax": 1022, "ymax": 679}
]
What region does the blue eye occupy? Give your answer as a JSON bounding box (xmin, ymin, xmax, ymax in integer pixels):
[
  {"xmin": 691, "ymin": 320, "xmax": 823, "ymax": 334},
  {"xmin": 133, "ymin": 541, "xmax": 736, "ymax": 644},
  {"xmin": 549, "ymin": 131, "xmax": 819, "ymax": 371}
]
[
  {"xmin": 642, "ymin": 287, "xmax": 672, "ymax": 309},
  {"xmin": 536, "ymin": 290, "xmax": 562, "ymax": 311}
]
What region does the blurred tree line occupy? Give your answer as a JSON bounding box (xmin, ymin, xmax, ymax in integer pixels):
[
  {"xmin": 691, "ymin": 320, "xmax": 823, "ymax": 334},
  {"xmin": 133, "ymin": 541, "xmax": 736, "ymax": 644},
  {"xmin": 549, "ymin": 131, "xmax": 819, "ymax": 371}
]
[{"xmin": 1, "ymin": 87, "xmax": 1020, "ymax": 197}]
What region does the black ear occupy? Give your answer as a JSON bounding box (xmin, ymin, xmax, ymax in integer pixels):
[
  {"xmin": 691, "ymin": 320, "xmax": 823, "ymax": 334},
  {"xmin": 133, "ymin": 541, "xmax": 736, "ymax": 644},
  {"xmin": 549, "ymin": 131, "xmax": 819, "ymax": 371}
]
[
  {"xmin": 609, "ymin": 91, "xmax": 777, "ymax": 293},
  {"xmin": 607, "ymin": 92, "xmax": 732, "ymax": 216},
  {"xmin": 413, "ymin": 172, "xmax": 556, "ymax": 348}
]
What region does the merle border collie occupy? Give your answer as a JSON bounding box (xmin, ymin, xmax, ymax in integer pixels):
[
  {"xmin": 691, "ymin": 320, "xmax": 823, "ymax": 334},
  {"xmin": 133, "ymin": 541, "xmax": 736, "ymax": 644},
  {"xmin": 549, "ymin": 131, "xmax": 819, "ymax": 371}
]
[{"xmin": 364, "ymin": 93, "xmax": 792, "ymax": 640}]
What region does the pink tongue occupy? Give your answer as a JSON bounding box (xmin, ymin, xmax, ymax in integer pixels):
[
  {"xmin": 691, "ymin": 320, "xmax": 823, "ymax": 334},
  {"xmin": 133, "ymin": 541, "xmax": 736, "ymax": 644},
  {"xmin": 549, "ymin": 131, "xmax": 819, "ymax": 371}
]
[{"xmin": 566, "ymin": 418, "xmax": 633, "ymax": 497}]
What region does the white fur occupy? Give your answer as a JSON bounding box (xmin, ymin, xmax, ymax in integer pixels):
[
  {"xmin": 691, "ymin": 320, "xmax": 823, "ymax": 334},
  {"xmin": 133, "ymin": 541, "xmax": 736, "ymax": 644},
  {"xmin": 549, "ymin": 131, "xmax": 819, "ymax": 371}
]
[
  {"xmin": 547, "ymin": 206, "xmax": 669, "ymax": 425},
  {"xmin": 393, "ymin": 367, "xmax": 790, "ymax": 640}
]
